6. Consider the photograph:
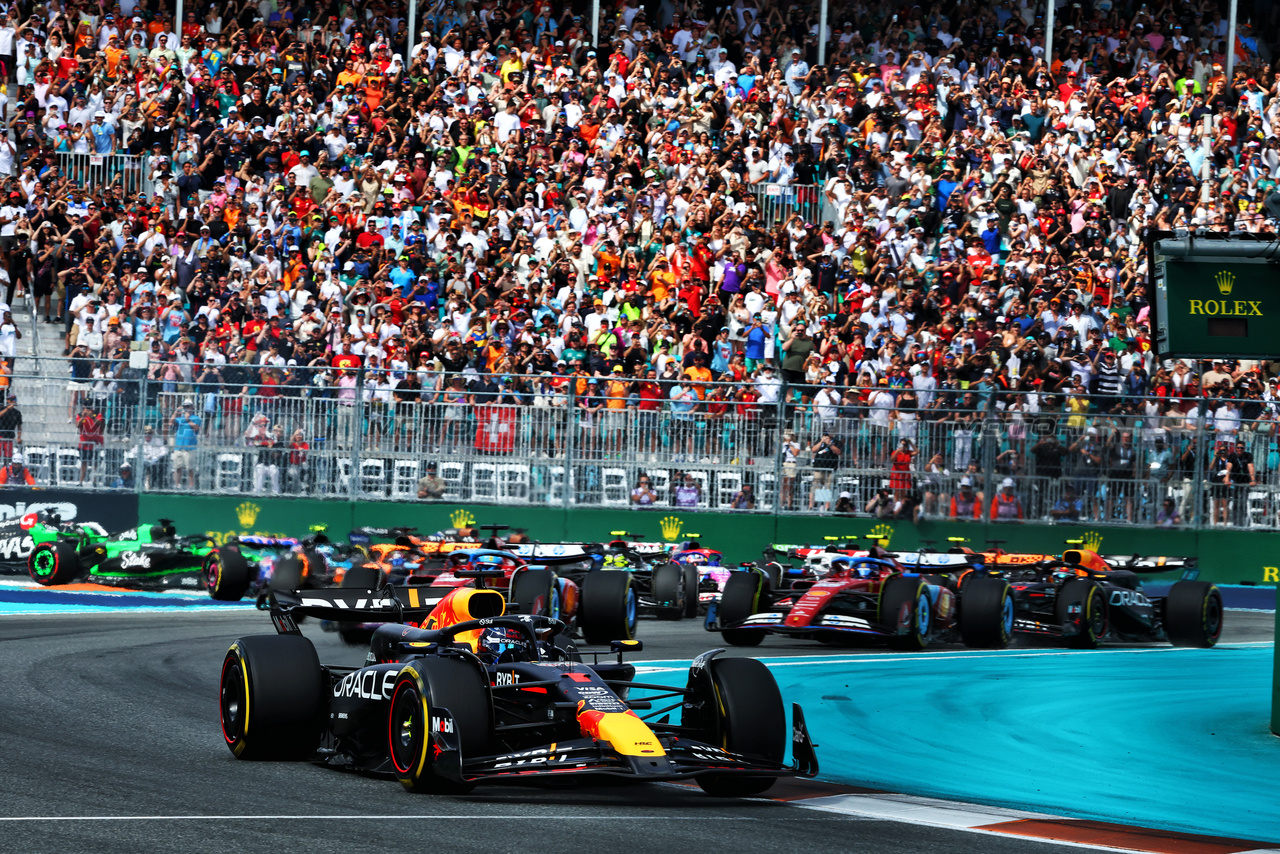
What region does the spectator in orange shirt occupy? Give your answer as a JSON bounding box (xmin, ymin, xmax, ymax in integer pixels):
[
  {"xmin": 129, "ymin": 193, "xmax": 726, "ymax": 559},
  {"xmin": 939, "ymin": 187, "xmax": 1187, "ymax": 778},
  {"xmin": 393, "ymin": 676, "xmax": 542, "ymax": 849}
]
[
  {"xmin": 949, "ymin": 477, "xmax": 984, "ymax": 519},
  {"xmin": 603, "ymin": 365, "xmax": 630, "ymax": 456},
  {"xmin": 0, "ymin": 453, "xmax": 35, "ymax": 486}
]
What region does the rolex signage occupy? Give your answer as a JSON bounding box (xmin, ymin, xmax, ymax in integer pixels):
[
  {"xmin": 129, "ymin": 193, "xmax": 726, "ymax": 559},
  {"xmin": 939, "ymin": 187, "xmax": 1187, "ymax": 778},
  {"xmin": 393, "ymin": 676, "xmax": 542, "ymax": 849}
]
[{"xmin": 1153, "ymin": 251, "xmax": 1280, "ymax": 358}]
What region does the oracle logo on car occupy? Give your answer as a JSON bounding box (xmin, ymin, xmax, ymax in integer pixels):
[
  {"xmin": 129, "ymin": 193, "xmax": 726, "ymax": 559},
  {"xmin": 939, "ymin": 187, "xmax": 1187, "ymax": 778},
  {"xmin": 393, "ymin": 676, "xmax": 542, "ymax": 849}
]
[{"xmin": 333, "ymin": 669, "xmax": 397, "ymax": 700}]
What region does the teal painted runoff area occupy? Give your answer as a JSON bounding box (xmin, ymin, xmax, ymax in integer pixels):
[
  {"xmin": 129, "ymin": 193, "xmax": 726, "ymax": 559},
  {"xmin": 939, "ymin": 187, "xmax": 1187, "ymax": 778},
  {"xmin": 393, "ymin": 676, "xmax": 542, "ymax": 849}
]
[{"xmin": 639, "ymin": 645, "xmax": 1280, "ymax": 842}]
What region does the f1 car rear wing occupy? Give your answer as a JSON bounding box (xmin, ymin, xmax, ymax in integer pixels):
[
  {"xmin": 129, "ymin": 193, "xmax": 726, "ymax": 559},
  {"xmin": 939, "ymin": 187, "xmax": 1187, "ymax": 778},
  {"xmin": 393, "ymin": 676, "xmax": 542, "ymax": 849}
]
[
  {"xmin": 235, "ymin": 535, "xmax": 300, "ymax": 548},
  {"xmin": 509, "ymin": 542, "xmax": 604, "ymax": 561},
  {"xmin": 890, "ymin": 551, "xmax": 984, "ymax": 569},
  {"xmin": 267, "ymin": 586, "xmax": 444, "ymax": 633},
  {"xmin": 1098, "ymin": 554, "xmax": 1198, "ymax": 574},
  {"xmin": 348, "ymin": 526, "xmax": 420, "ymax": 546}
]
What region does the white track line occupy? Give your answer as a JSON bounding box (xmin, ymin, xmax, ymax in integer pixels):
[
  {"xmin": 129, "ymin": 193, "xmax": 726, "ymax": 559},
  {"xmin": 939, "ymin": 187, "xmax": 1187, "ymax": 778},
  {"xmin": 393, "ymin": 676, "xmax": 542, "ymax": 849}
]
[
  {"xmin": 790, "ymin": 795, "xmax": 1280, "ymax": 853},
  {"xmin": 0, "ymin": 815, "xmax": 768, "ymax": 822}
]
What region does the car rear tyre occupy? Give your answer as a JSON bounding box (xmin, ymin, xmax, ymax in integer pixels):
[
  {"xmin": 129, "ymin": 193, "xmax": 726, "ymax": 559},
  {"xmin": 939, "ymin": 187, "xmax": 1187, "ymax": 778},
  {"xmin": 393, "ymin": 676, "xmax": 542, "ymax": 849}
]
[
  {"xmin": 509, "ymin": 568, "xmax": 558, "ymax": 619},
  {"xmin": 341, "ymin": 564, "xmax": 382, "ymax": 591},
  {"xmin": 269, "ymin": 555, "xmax": 306, "ymax": 594},
  {"xmin": 1056, "ymin": 579, "xmax": 1106, "ymax": 649},
  {"xmin": 220, "ymin": 634, "xmax": 325, "ymax": 760},
  {"xmin": 761, "ymin": 562, "xmax": 783, "ymax": 591},
  {"xmin": 881, "ymin": 575, "xmax": 932, "ymax": 651},
  {"xmin": 389, "ymin": 656, "xmax": 492, "ymax": 793},
  {"xmin": 683, "ymin": 563, "xmax": 701, "ymax": 617},
  {"xmin": 206, "ymin": 546, "xmax": 252, "ymax": 600},
  {"xmin": 578, "ymin": 571, "xmax": 636, "ymax": 645},
  {"xmin": 29, "ymin": 540, "xmax": 80, "ymax": 586},
  {"xmin": 1164, "ymin": 581, "xmax": 1223, "ymax": 648},
  {"xmin": 959, "ymin": 577, "xmax": 1014, "ymax": 649},
  {"xmin": 694, "ymin": 658, "xmax": 786, "ymax": 797},
  {"xmin": 650, "ymin": 562, "xmax": 686, "ymax": 620},
  {"xmin": 717, "ymin": 571, "xmax": 765, "ymax": 647}
]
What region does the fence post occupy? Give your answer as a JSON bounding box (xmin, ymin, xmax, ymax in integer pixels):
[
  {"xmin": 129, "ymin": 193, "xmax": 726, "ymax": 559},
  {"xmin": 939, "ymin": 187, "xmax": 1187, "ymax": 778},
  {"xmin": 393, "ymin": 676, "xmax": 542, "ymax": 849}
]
[
  {"xmin": 352, "ymin": 366, "xmax": 365, "ymax": 499},
  {"xmin": 1191, "ymin": 397, "xmax": 1208, "ymax": 530},
  {"xmin": 134, "ymin": 371, "xmax": 145, "ymax": 495},
  {"xmin": 563, "ymin": 381, "xmax": 576, "ymax": 510},
  {"xmin": 774, "ymin": 377, "xmax": 787, "ymax": 513}
]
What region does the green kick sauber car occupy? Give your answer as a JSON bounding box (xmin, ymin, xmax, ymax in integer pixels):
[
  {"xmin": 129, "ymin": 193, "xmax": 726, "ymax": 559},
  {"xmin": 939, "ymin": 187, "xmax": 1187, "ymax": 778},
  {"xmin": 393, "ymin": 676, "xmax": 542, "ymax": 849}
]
[{"xmin": 25, "ymin": 514, "xmax": 215, "ymax": 588}]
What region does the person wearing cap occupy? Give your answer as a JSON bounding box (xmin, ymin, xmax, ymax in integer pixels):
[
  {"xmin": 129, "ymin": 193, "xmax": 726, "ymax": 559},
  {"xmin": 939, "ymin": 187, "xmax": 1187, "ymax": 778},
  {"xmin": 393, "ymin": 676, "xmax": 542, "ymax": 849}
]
[
  {"xmin": 170, "ymin": 398, "xmax": 202, "ymax": 490},
  {"xmin": 139, "ymin": 424, "xmax": 168, "ymax": 490},
  {"xmin": 417, "ymin": 462, "xmax": 446, "ymax": 500},
  {"xmin": 89, "ymin": 111, "xmax": 115, "ymax": 155},
  {"xmin": 989, "ymin": 477, "xmax": 1024, "ymax": 521},
  {"xmin": 1068, "ymin": 427, "xmax": 1104, "ymax": 521},
  {"xmin": 245, "ymin": 413, "xmax": 284, "ymax": 494},
  {"xmin": 949, "ymin": 476, "xmax": 983, "ymax": 519},
  {"xmin": 111, "ymin": 461, "xmax": 136, "ymax": 489},
  {"xmin": 1050, "ymin": 482, "xmax": 1084, "ymax": 522},
  {"xmin": 0, "ymin": 452, "xmax": 34, "ymax": 485},
  {"xmin": 807, "ymin": 429, "xmax": 842, "ymax": 511}
]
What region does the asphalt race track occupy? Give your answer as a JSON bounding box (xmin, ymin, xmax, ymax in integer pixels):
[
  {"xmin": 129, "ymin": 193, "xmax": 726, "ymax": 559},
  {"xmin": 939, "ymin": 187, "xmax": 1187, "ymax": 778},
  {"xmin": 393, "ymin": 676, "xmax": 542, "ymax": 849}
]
[{"xmin": 0, "ymin": 610, "xmax": 1272, "ymax": 854}]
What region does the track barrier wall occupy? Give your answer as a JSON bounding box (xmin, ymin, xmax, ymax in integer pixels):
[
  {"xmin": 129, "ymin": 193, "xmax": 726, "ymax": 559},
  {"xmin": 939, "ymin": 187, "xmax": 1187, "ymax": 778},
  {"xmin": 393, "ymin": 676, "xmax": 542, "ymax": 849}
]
[
  {"xmin": 135, "ymin": 494, "xmax": 1278, "ymax": 586},
  {"xmin": 0, "ymin": 488, "xmax": 139, "ymax": 573}
]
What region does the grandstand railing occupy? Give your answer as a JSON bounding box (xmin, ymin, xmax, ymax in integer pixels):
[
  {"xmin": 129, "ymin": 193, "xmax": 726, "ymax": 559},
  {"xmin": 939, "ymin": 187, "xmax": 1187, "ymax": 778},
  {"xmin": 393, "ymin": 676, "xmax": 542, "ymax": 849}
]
[
  {"xmin": 749, "ymin": 183, "xmax": 834, "ymax": 230},
  {"xmin": 56, "ymin": 152, "xmax": 152, "ymax": 199},
  {"xmin": 6, "ymin": 358, "xmax": 1278, "ymax": 531}
]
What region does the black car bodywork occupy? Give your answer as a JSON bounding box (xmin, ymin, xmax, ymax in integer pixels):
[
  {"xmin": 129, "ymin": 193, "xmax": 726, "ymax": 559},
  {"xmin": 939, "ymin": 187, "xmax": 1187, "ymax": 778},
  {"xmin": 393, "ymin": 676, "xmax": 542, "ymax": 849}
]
[{"xmin": 219, "ymin": 576, "xmax": 818, "ymax": 796}]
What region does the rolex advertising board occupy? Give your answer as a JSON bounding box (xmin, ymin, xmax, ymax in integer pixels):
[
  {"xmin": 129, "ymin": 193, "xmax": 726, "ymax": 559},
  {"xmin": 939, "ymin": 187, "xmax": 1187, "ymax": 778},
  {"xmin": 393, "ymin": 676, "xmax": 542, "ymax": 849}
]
[{"xmin": 1153, "ymin": 240, "xmax": 1280, "ymax": 358}]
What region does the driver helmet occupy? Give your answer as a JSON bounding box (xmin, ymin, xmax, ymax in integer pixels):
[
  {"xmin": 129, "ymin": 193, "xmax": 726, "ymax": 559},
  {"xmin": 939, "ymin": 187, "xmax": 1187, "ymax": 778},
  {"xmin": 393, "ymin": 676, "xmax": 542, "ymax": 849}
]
[
  {"xmin": 829, "ymin": 557, "xmax": 853, "ymax": 574},
  {"xmin": 478, "ymin": 626, "xmax": 528, "ymax": 661},
  {"xmin": 387, "ymin": 549, "xmax": 408, "ymax": 569},
  {"xmin": 850, "ymin": 561, "xmax": 877, "ymax": 578},
  {"xmin": 605, "ymin": 553, "xmax": 629, "ymax": 568}
]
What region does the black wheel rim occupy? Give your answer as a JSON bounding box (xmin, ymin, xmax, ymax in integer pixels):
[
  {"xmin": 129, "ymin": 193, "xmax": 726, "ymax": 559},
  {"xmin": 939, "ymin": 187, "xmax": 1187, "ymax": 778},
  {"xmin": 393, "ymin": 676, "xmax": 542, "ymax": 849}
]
[
  {"xmin": 220, "ymin": 658, "xmax": 246, "ymax": 745},
  {"xmin": 1088, "ymin": 590, "xmax": 1106, "ymax": 637},
  {"xmin": 1206, "ymin": 593, "xmax": 1223, "ymax": 639},
  {"xmin": 31, "ymin": 547, "xmax": 55, "ymax": 579},
  {"xmin": 388, "ymin": 680, "xmax": 424, "ymax": 775}
]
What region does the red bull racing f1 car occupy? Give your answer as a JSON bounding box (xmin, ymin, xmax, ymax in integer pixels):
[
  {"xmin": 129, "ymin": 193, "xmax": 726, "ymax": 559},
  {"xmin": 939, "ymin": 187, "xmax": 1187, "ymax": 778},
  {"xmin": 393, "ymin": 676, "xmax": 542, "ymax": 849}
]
[{"xmin": 219, "ymin": 571, "xmax": 818, "ymax": 796}]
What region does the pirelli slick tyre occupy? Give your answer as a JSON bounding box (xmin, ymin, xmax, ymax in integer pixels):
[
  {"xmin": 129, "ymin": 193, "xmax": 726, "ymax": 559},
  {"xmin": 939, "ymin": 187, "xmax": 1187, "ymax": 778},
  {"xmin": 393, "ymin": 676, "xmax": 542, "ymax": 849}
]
[
  {"xmin": 578, "ymin": 571, "xmax": 637, "ymax": 645},
  {"xmin": 761, "ymin": 561, "xmax": 784, "ymax": 591},
  {"xmin": 341, "ymin": 564, "xmax": 382, "ymax": 591},
  {"xmin": 695, "ymin": 658, "xmax": 786, "ymax": 798},
  {"xmin": 650, "ymin": 562, "xmax": 688, "ymax": 620},
  {"xmin": 1057, "ymin": 579, "xmax": 1106, "ymax": 649},
  {"xmin": 268, "ymin": 554, "xmax": 306, "ymax": 594},
  {"xmin": 959, "ymin": 577, "xmax": 1014, "ymax": 649},
  {"xmin": 509, "ymin": 568, "xmax": 558, "ymax": 619},
  {"xmin": 881, "ymin": 575, "xmax": 932, "ymax": 651},
  {"xmin": 28, "ymin": 540, "xmax": 80, "ymax": 586},
  {"xmin": 1164, "ymin": 581, "xmax": 1224, "ymax": 648},
  {"xmin": 717, "ymin": 571, "xmax": 766, "ymax": 647},
  {"xmin": 220, "ymin": 634, "xmax": 325, "ymax": 760},
  {"xmin": 389, "ymin": 656, "xmax": 492, "ymax": 794},
  {"xmin": 683, "ymin": 563, "xmax": 701, "ymax": 618},
  {"xmin": 206, "ymin": 547, "xmax": 252, "ymax": 601}
]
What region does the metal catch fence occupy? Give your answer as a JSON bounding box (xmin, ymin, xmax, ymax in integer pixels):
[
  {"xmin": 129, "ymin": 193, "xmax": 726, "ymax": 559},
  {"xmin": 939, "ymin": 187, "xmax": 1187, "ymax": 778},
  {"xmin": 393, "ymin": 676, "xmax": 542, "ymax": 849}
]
[
  {"xmin": 5, "ymin": 358, "xmax": 1280, "ymax": 530},
  {"xmin": 56, "ymin": 152, "xmax": 152, "ymax": 199}
]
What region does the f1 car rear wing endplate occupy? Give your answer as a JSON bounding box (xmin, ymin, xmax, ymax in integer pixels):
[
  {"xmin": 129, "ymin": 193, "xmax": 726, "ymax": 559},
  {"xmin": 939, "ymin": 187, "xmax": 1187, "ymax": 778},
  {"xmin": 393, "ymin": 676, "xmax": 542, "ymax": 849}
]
[{"xmin": 268, "ymin": 587, "xmax": 441, "ymax": 633}]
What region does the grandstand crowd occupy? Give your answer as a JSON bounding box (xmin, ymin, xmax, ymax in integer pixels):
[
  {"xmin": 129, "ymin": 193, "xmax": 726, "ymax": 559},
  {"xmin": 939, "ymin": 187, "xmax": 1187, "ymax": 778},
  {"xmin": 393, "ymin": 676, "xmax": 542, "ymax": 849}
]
[{"xmin": 0, "ymin": 0, "xmax": 1277, "ymax": 518}]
